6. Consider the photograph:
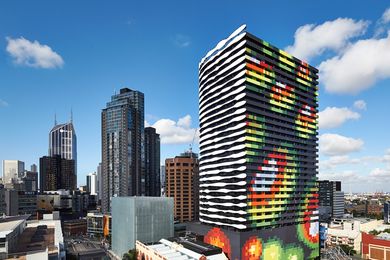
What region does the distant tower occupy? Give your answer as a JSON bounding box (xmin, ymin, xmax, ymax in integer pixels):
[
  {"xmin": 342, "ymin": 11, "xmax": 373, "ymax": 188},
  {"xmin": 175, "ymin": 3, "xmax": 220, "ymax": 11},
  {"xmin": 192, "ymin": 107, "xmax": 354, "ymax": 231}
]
[
  {"xmin": 45, "ymin": 114, "xmax": 77, "ymax": 191},
  {"xmin": 145, "ymin": 127, "xmax": 160, "ymax": 196},
  {"xmin": 101, "ymin": 88, "xmax": 145, "ymax": 213}
]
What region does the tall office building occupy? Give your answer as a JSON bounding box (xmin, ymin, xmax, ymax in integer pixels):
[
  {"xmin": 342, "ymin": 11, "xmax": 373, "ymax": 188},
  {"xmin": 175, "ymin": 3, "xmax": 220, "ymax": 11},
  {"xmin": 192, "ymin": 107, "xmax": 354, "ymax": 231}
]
[
  {"xmin": 2, "ymin": 160, "xmax": 25, "ymax": 184},
  {"xmin": 165, "ymin": 152, "xmax": 199, "ymax": 222},
  {"xmin": 101, "ymin": 88, "xmax": 145, "ymax": 213},
  {"xmin": 39, "ymin": 155, "xmax": 76, "ymax": 192},
  {"xmin": 160, "ymin": 165, "xmax": 166, "ymax": 196},
  {"xmin": 49, "ymin": 120, "xmax": 77, "ymax": 162},
  {"xmin": 145, "ymin": 127, "xmax": 160, "ymax": 196},
  {"xmin": 319, "ymin": 180, "xmax": 344, "ymax": 222},
  {"xmin": 189, "ymin": 25, "xmax": 319, "ymax": 259},
  {"xmin": 86, "ymin": 172, "xmax": 98, "ymax": 195}
]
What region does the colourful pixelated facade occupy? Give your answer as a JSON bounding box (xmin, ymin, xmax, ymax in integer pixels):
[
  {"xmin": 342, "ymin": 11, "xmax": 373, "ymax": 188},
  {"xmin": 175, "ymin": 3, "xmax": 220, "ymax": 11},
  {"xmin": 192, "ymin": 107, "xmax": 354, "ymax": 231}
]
[{"xmin": 197, "ymin": 24, "xmax": 319, "ymax": 259}]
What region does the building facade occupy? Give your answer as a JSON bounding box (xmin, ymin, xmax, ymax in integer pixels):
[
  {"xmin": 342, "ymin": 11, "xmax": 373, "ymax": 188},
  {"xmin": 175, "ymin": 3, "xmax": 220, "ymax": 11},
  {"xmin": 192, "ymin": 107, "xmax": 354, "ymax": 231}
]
[
  {"xmin": 111, "ymin": 197, "xmax": 174, "ymax": 258},
  {"xmin": 165, "ymin": 152, "xmax": 199, "ymax": 222},
  {"xmin": 192, "ymin": 25, "xmax": 319, "ymax": 259},
  {"xmin": 101, "ymin": 88, "xmax": 145, "ymax": 213},
  {"xmin": 319, "ymin": 180, "xmax": 345, "ymax": 221},
  {"xmin": 2, "ymin": 160, "xmax": 25, "ymax": 184},
  {"xmin": 86, "ymin": 172, "xmax": 98, "ymax": 195},
  {"xmin": 144, "ymin": 127, "xmax": 160, "ymax": 196},
  {"xmin": 39, "ymin": 156, "xmax": 76, "ymax": 192},
  {"xmin": 385, "ymin": 201, "xmax": 390, "ymax": 224},
  {"xmin": 49, "ymin": 121, "xmax": 77, "ymax": 162}
]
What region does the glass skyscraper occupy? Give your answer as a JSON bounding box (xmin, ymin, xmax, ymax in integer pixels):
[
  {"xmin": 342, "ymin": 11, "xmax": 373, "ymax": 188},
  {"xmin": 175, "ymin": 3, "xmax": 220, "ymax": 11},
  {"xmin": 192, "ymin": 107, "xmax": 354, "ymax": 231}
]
[{"xmin": 101, "ymin": 88, "xmax": 145, "ymax": 213}]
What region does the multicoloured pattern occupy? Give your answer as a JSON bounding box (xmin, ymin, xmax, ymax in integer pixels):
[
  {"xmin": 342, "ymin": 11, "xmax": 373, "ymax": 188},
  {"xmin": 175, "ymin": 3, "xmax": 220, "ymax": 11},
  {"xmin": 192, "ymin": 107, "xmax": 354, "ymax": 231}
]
[
  {"xmin": 242, "ymin": 236, "xmax": 262, "ymax": 260},
  {"xmin": 198, "ymin": 24, "xmax": 319, "ymax": 259},
  {"xmin": 204, "ymin": 227, "xmax": 232, "ymax": 259}
]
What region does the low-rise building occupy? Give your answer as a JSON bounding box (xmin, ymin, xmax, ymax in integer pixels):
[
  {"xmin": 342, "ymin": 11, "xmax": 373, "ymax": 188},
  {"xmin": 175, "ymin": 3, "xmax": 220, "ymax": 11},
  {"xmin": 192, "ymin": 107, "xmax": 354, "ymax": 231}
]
[
  {"xmin": 111, "ymin": 197, "xmax": 174, "ymax": 258},
  {"xmin": 86, "ymin": 212, "xmax": 111, "ymax": 239},
  {"xmin": 0, "ymin": 215, "xmax": 28, "ymax": 259},
  {"xmin": 326, "ymin": 218, "xmax": 386, "ymax": 253},
  {"xmin": 63, "ymin": 219, "xmax": 87, "ymax": 237},
  {"xmin": 136, "ymin": 238, "xmax": 228, "ymax": 260},
  {"xmin": 362, "ymin": 232, "xmax": 390, "ymax": 259}
]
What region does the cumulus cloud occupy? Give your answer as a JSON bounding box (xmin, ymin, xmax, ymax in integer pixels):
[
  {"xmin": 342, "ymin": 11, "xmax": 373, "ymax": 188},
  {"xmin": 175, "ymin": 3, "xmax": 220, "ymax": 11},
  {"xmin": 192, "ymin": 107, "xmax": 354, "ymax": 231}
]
[
  {"xmin": 319, "ymin": 107, "xmax": 360, "ymax": 129},
  {"xmin": 319, "ymin": 170, "xmax": 362, "ymax": 184},
  {"xmin": 147, "ymin": 115, "xmax": 198, "ymax": 144},
  {"xmin": 6, "ymin": 37, "xmax": 64, "ymax": 68},
  {"xmin": 285, "ymin": 18, "xmax": 368, "ymax": 61},
  {"xmin": 319, "ymin": 133, "xmax": 364, "ymax": 156},
  {"xmin": 319, "ymin": 32, "xmax": 390, "ymax": 94},
  {"xmin": 353, "ymin": 100, "xmax": 367, "ymax": 110},
  {"xmin": 319, "ymin": 155, "xmax": 360, "ymax": 170},
  {"xmin": 172, "ymin": 34, "xmax": 191, "ymax": 48},
  {"xmin": 0, "ymin": 99, "xmax": 8, "ymax": 107}
]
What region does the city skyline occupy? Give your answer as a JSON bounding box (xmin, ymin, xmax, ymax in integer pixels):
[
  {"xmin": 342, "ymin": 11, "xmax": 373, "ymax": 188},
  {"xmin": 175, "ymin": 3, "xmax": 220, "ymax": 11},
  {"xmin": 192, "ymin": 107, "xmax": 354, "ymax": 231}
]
[{"xmin": 1, "ymin": 1, "xmax": 390, "ymax": 191}]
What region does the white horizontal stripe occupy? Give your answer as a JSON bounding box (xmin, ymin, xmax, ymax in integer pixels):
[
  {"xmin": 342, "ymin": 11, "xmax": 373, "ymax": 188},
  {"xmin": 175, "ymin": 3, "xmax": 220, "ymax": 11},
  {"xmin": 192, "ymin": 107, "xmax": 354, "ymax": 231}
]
[
  {"xmin": 201, "ymin": 144, "xmax": 246, "ymax": 160},
  {"xmin": 200, "ymin": 188, "xmax": 246, "ymax": 193},
  {"xmin": 199, "ymin": 195, "xmax": 247, "ymax": 200},
  {"xmin": 201, "ymin": 113, "xmax": 246, "ymax": 137},
  {"xmin": 201, "ymin": 151, "xmax": 246, "ymax": 165},
  {"xmin": 199, "ymin": 212, "xmax": 246, "ymax": 222},
  {"xmin": 200, "ymin": 206, "xmax": 247, "ymax": 215},
  {"xmin": 200, "ymin": 166, "xmax": 246, "ymax": 176},
  {"xmin": 200, "ymin": 173, "xmax": 246, "ymax": 182},
  {"xmin": 200, "ymin": 180, "xmax": 246, "ymax": 188},
  {"xmin": 200, "ymin": 158, "xmax": 246, "ymax": 171},
  {"xmin": 200, "ymin": 218, "xmax": 246, "ymax": 230}
]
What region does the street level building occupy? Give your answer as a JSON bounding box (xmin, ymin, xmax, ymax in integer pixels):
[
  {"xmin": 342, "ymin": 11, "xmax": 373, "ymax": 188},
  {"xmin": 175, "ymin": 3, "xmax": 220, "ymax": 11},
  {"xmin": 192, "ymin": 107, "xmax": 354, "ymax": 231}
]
[{"xmin": 111, "ymin": 197, "xmax": 173, "ymax": 258}]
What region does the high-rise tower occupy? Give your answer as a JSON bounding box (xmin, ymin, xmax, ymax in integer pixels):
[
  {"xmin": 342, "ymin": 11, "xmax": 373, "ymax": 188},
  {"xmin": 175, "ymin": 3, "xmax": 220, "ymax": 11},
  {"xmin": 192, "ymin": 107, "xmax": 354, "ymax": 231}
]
[
  {"xmin": 190, "ymin": 25, "xmax": 319, "ymax": 259},
  {"xmin": 49, "ymin": 120, "xmax": 77, "ymax": 162},
  {"xmin": 101, "ymin": 88, "xmax": 145, "ymax": 213},
  {"xmin": 144, "ymin": 127, "xmax": 160, "ymax": 196}
]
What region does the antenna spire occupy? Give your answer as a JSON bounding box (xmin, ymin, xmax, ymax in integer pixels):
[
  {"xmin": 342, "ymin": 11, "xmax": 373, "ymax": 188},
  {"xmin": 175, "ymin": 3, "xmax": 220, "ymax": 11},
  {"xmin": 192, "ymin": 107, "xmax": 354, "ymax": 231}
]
[
  {"xmin": 54, "ymin": 113, "xmax": 57, "ymax": 126},
  {"xmin": 70, "ymin": 108, "xmax": 73, "ymax": 123}
]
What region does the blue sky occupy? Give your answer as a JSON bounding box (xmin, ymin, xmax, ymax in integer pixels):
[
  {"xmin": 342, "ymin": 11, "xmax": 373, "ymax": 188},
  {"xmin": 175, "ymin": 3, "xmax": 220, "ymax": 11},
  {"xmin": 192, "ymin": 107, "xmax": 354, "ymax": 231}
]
[{"xmin": 1, "ymin": 1, "xmax": 390, "ymax": 191}]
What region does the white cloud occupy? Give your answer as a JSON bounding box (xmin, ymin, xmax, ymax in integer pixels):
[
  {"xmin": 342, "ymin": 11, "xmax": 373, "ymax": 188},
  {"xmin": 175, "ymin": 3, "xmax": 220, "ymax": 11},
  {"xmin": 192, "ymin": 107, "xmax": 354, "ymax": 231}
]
[
  {"xmin": 319, "ymin": 170, "xmax": 362, "ymax": 184},
  {"xmin": 381, "ymin": 8, "xmax": 390, "ymax": 24},
  {"xmin": 0, "ymin": 99, "xmax": 8, "ymax": 107},
  {"xmin": 172, "ymin": 34, "xmax": 191, "ymax": 48},
  {"xmin": 319, "ymin": 133, "xmax": 363, "ymax": 156},
  {"xmin": 319, "ymin": 155, "xmax": 360, "ymax": 170},
  {"xmin": 353, "ymin": 100, "xmax": 367, "ymax": 110},
  {"xmin": 147, "ymin": 115, "xmax": 198, "ymax": 144},
  {"xmin": 6, "ymin": 37, "xmax": 64, "ymax": 69},
  {"xmin": 285, "ymin": 18, "xmax": 368, "ymax": 61},
  {"xmin": 319, "ymin": 107, "xmax": 360, "ymax": 129},
  {"xmin": 319, "ymin": 32, "xmax": 390, "ymax": 94}
]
